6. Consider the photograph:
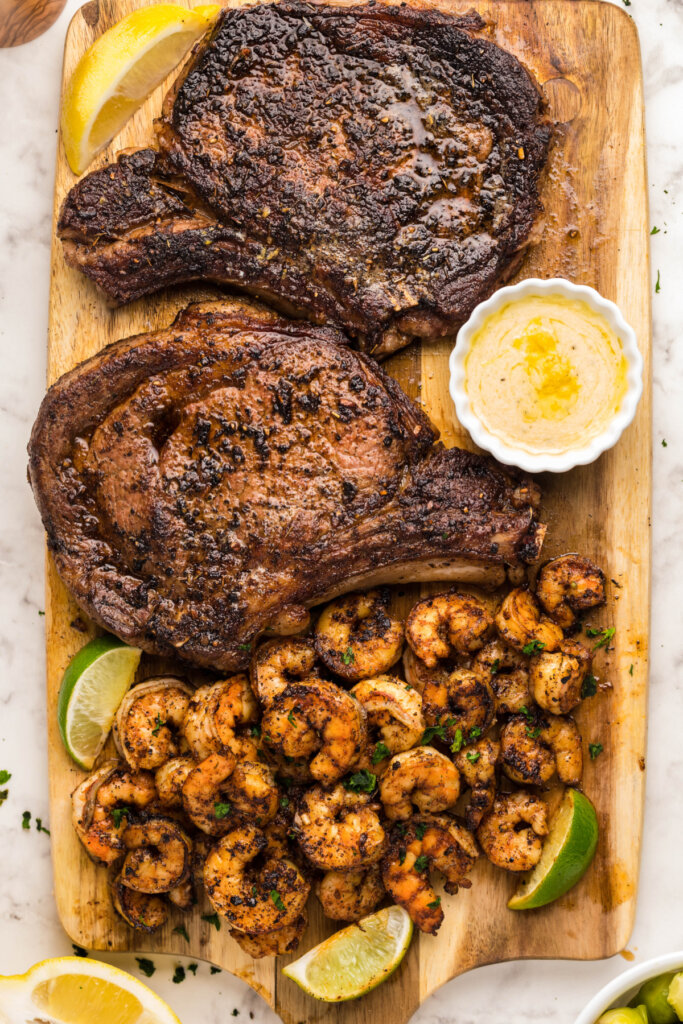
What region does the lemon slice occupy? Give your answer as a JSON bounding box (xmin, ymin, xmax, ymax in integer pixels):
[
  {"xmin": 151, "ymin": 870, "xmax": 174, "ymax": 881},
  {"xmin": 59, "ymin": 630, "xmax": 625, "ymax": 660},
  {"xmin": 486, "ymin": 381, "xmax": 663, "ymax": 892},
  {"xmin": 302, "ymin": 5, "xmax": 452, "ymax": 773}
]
[
  {"xmin": 62, "ymin": 3, "xmax": 219, "ymax": 175},
  {"xmin": 0, "ymin": 956, "xmax": 180, "ymax": 1024},
  {"xmin": 508, "ymin": 789, "xmax": 599, "ymax": 910},
  {"xmin": 57, "ymin": 635, "xmax": 142, "ymax": 770},
  {"xmin": 282, "ymin": 906, "xmax": 413, "ymax": 1002}
]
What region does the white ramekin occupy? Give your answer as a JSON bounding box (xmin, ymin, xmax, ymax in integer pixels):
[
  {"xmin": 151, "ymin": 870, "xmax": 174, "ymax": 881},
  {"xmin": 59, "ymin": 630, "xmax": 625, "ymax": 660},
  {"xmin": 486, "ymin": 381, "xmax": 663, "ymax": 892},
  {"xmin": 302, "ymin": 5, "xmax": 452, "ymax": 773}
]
[
  {"xmin": 448, "ymin": 278, "xmax": 644, "ymax": 474},
  {"xmin": 574, "ymin": 952, "xmax": 683, "ymax": 1024}
]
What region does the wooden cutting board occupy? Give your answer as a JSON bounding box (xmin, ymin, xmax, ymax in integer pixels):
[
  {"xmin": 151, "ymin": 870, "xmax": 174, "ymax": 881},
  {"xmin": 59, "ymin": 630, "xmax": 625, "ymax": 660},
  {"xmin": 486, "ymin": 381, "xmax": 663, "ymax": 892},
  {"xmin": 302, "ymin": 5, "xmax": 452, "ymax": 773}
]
[{"xmin": 44, "ymin": 1, "xmax": 651, "ymax": 1020}]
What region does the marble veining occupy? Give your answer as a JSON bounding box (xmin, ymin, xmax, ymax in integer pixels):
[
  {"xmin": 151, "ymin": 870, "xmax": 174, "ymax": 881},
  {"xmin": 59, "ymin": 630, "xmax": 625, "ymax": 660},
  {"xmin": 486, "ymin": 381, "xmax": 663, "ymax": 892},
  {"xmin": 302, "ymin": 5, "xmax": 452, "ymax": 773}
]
[{"xmin": 0, "ymin": 1, "xmax": 682, "ymax": 1021}]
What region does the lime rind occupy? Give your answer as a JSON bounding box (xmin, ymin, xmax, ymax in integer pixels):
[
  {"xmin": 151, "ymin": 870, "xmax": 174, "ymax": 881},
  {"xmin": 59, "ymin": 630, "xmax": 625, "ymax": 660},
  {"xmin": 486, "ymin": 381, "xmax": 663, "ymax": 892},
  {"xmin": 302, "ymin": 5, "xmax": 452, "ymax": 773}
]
[
  {"xmin": 508, "ymin": 789, "xmax": 599, "ymax": 910},
  {"xmin": 282, "ymin": 906, "xmax": 413, "ymax": 1002}
]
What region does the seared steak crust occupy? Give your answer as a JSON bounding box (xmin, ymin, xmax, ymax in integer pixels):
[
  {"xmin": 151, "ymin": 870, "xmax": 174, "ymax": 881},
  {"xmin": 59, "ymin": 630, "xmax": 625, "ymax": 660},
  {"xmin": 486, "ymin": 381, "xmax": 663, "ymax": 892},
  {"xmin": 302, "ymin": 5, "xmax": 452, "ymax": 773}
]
[
  {"xmin": 58, "ymin": 2, "xmax": 551, "ymax": 356},
  {"xmin": 29, "ymin": 300, "xmax": 544, "ymax": 670}
]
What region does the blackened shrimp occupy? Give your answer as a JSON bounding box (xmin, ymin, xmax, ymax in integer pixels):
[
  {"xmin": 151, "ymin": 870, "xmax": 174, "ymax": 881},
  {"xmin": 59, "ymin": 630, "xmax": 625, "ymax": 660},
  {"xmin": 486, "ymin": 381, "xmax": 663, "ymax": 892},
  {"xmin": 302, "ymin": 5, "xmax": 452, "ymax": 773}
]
[
  {"xmin": 530, "ymin": 639, "xmax": 592, "ymax": 715},
  {"xmin": 473, "ymin": 639, "xmax": 530, "ymax": 715},
  {"xmin": 316, "ymin": 866, "xmax": 385, "ymax": 921},
  {"xmin": 72, "ymin": 761, "xmax": 157, "ymax": 865},
  {"xmin": 154, "ymin": 756, "xmax": 195, "ymax": 809},
  {"xmin": 422, "ymin": 668, "xmax": 495, "ymax": 744},
  {"xmin": 250, "ymin": 638, "xmax": 318, "ymax": 707},
  {"xmin": 382, "ymin": 815, "xmax": 478, "ymax": 934},
  {"xmin": 477, "ymin": 791, "xmax": 548, "ymax": 871},
  {"xmin": 182, "ymin": 752, "xmax": 279, "ymax": 835},
  {"xmin": 119, "ymin": 816, "xmax": 192, "ymax": 894},
  {"xmin": 183, "ymin": 675, "xmax": 259, "ymax": 763},
  {"xmin": 315, "ymin": 590, "xmax": 404, "ymax": 682},
  {"xmin": 230, "ymin": 912, "xmax": 308, "ymax": 958},
  {"xmin": 115, "ymin": 678, "xmax": 193, "ymax": 771},
  {"xmin": 379, "ymin": 747, "xmax": 460, "ymax": 820},
  {"xmin": 453, "ymin": 736, "xmax": 500, "ymax": 831},
  {"xmin": 402, "ymin": 647, "xmax": 449, "ymax": 696},
  {"xmin": 535, "ymin": 554, "xmax": 606, "ymax": 629},
  {"xmin": 406, "ymin": 591, "xmax": 493, "ymax": 668},
  {"xmin": 111, "ymin": 872, "xmax": 169, "ymax": 932},
  {"xmin": 294, "ymin": 783, "xmax": 386, "ymax": 870},
  {"xmin": 500, "ymin": 713, "xmax": 583, "ymax": 786},
  {"xmin": 352, "ymin": 676, "xmax": 425, "ymax": 765},
  {"xmin": 495, "ymin": 588, "xmax": 563, "ymax": 654}
]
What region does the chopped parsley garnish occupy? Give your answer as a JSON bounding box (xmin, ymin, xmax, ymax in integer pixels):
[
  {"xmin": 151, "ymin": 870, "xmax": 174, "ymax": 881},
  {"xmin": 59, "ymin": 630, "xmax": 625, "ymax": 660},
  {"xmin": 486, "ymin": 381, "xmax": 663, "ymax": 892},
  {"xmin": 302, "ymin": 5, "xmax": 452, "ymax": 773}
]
[
  {"xmin": 151, "ymin": 715, "xmax": 165, "ymax": 737},
  {"xmin": 232, "ymin": 1011, "xmax": 240, "ymax": 1017},
  {"xmin": 287, "ymin": 710, "xmax": 296, "ymax": 726},
  {"xmin": 427, "ymin": 897, "xmax": 441, "ymax": 909},
  {"xmin": 341, "ymin": 647, "xmax": 355, "ymax": 665},
  {"xmin": 465, "ymin": 751, "xmax": 481, "ymax": 763},
  {"xmin": 270, "ymin": 890, "xmax": 285, "ymax": 911},
  {"xmin": 585, "ymin": 625, "xmax": 600, "ymax": 637},
  {"xmin": 450, "ymin": 728, "xmax": 464, "ymax": 753},
  {"xmin": 371, "ymin": 742, "xmax": 391, "ymax": 764},
  {"xmin": 651, "ymin": 226, "xmax": 660, "ymax": 234},
  {"xmin": 112, "ymin": 806, "xmax": 131, "ymax": 828},
  {"xmin": 214, "ymin": 801, "xmax": 231, "ymax": 819},
  {"xmin": 36, "ymin": 818, "xmax": 51, "ymax": 835},
  {"xmin": 210, "ymin": 966, "xmax": 222, "ymax": 974},
  {"xmin": 173, "ymin": 925, "xmax": 190, "ymax": 942},
  {"xmin": 655, "ymin": 270, "xmax": 661, "ymax": 294},
  {"xmin": 187, "ymin": 963, "xmax": 198, "ymax": 975},
  {"xmin": 172, "ymin": 966, "xmax": 186, "ymax": 984},
  {"xmin": 589, "ymin": 743, "xmax": 604, "ymax": 760},
  {"xmin": 420, "ymin": 724, "xmax": 445, "ymax": 745},
  {"xmin": 395, "ymin": 822, "xmax": 407, "ymax": 837},
  {"xmin": 238, "ymin": 643, "xmax": 252, "ymax": 652},
  {"xmin": 250, "ymin": 724, "xmax": 261, "ymax": 737},
  {"xmin": 414, "ymin": 854, "xmax": 429, "ymax": 873},
  {"xmin": 136, "ymin": 958, "xmax": 156, "ymax": 977},
  {"xmin": 522, "ymin": 640, "xmax": 546, "ymax": 656},
  {"xmin": 469, "ymin": 727, "xmax": 482, "ymax": 740},
  {"xmin": 592, "ymin": 627, "xmax": 616, "ymax": 650},
  {"xmin": 280, "ymin": 795, "xmax": 290, "ymax": 809},
  {"xmin": 415, "ymin": 822, "xmax": 427, "ymax": 840},
  {"xmin": 525, "ymin": 725, "xmax": 542, "ymax": 740},
  {"xmin": 344, "ymin": 769, "xmax": 377, "ymax": 793},
  {"xmin": 72, "ymin": 944, "xmax": 87, "ymax": 957},
  {"xmin": 629, "ymin": 664, "xmax": 634, "ymax": 676},
  {"xmin": 581, "ymin": 675, "xmax": 598, "ymax": 699},
  {"xmin": 519, "ymin": 705, "xmax": 533, "ymax": 721},
  {"xmin": 490, "ymin": 659, "xmax": 500, "ymax": 675},
  {"xmin": 0, "ymin": 770, "xmax": 11, "ymax": 785},
  {"xmin": 22, "ymin": 811, "xmax": 31, "ymax": 829},
  {"xmin": 202, "ymin": 913, "xmax": 221, "ymax": 931},
  {"xmin": 398, "ymin": 849, "xmax": 407, "ymax": 866}
]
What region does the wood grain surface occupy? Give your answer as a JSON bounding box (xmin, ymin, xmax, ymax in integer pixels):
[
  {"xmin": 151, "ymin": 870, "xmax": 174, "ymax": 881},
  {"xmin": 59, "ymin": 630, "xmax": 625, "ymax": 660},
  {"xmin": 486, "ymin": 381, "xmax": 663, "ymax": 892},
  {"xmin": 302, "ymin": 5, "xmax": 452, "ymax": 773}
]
[
  {"xmin": 0, "ymin": 0, "xmax": 68, "ymax": 47},
  {"xmin": 44, "ymin": 3, "xmax": 651, "ymax": 1022}
]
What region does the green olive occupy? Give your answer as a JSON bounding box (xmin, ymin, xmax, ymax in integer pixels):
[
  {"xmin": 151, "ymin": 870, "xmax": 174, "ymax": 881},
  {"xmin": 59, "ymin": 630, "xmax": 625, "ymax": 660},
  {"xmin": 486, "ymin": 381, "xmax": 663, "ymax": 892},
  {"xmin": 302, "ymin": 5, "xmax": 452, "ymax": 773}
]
[
  {"xmin": 630, "ymin": 972, "xmax": 678, "ymax": 1023},
  {"xmin": 597, "ymin": 1008, "xmax": 648, "ymax": 1024}
]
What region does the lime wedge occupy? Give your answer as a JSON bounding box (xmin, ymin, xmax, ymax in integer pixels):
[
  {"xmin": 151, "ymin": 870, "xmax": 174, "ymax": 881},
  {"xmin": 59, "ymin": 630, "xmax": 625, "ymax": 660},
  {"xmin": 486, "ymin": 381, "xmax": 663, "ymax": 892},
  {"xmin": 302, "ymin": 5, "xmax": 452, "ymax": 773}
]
[
  {"xmin": 57, "ymin": 636, "xmax": 141, "ymax": 769},
  {"xmin": 282, "ymin": 906, "xmax": 413, "ymax": 1002},
  {"xmin": 508, "ymin": 789, "xmax": 599, "ymax": 910},
  {"xmin": 667, "ymin": 973, "xmax": 683, "ymax": 1018}
]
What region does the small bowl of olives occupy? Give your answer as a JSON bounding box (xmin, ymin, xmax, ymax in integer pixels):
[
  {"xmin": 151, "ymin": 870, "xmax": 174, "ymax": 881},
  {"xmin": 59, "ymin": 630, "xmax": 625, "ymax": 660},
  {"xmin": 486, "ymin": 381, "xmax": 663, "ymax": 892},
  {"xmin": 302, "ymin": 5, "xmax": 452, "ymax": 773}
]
[{"xmin": 575, "ymin": 953, "xmax": 683, "ymax": 1024}]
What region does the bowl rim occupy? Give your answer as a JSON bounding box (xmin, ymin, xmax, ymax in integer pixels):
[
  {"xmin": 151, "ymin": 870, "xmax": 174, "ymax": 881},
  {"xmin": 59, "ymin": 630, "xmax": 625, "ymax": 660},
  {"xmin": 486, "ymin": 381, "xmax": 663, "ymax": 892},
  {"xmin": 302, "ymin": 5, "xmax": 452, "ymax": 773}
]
[
  {"xmin": 574, "ymin": 951, "xmax": 683, "ymax": 1024},
  {"xmin": 448, "ymin": 277, "xmax": 644, "ymax": 474}
]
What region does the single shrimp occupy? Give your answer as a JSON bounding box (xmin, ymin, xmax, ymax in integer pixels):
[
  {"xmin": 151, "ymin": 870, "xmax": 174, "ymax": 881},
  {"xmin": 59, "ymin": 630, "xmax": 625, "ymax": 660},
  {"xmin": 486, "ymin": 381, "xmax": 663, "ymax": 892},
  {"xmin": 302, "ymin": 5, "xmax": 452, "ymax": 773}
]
[
  {"xmin": 382, "ymin": 815, "xmax": 478, "ymax": 934},
  {"xmin": 114, "ymin": 677, "xmax": 194, "ymax": 771},
  {"xmin": 182, "ymin": 752, "xmax": 279, "ymax": 835},
  {"xmin": 406, "ymin": 591, "xmax": 493, "ymax": 668},
  {"xmin": 316, "ymin": 866, "xmax": 385, "ymax": 921},
  {"xmin": 379, "ymin": 747, "xmax": 460, "ymax": 821},
  {"xmin": 314, "ymin": 589, "xmax": 404, "ymax": 682},
  {"xmin": 183, "ymin": 675, "xmax": 258, "ymax": 762},
  {"xmin": 477, "ymin": 791, "xmax": 548, "ymax": 871},
  {"xmin": 168, "ymin": 878, "xmax": 195, "ymax": 911},
  {"xmin": 453, "ymin": 736, "xmax": 500, "ymax": 831},
  {"xmin": 422, "ymin": 668, "xmax": 495, "ymax": 743},
  {"xmin": 154, "ymin": 756, "xmax": 195, "ymax": 809},
  {"xmin": 351, "ymin": 676, "xmax": 425, "ymax": 765},
  {"xmin": 402, "ymin": 647, "xmax": 448, "ymax": 696},
  {"xmin": 110, "ymin": 872, "xmax": 169, "ymax": 932},
  {"xmin": 119, "ymin": 816, "xmax": 192, "ymax": 894},
  {"xmin": 261, "ymin": 678, "xmax": 366, "ymax": 785},
  {"xmin": 204, "ymin": 824, "xmax": 310, "ymax": 933},
  {"xmin": 535, "ymin": 554, "xmax": 606, "ymax": 629},
  {"xmin": 495, "ymin": 588, "xmax": 563, "ymax": 654},
  {"xmin": 500, "ymin": 713, "xmax": 583, "ymax": 786},
  {"xmin": 473, "ymin": 639, "xmax": 530, "ymax": 715},
  {"xmin": 230, "ymin": 911, "xmax": 308, "ymax": 959},
  {"xmin": 530, "ymin": 639, "xmax": 592, "ymax": 715},
  {"xmin": 72, "ymin": 761, "xmax": 157, "ymax": 865},
  {"xmin": 294, "ymin": 783, "xmax": 387, "ymax": 870},
  {"xmin": 250, "ymin": 638, "xmax": 318, "ymax": 706}
]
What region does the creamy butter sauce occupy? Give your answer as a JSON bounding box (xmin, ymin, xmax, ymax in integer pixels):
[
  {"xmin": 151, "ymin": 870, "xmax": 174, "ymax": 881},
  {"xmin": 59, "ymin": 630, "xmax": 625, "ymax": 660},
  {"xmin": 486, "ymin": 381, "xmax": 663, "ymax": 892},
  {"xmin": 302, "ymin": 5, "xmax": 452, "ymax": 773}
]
[{"xmin": 464, "ymin": 294, "xmax": 628, "ymax": 455}]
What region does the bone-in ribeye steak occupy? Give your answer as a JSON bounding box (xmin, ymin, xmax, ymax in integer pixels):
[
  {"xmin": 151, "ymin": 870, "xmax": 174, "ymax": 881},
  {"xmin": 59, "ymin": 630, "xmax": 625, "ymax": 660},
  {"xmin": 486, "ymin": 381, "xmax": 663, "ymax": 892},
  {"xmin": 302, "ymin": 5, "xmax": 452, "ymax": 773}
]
[
  {"xmin": 58, "ymin": 2, "xmax": 551, "ymax": 357},
  {"xmin": 29, "ymin": 300, "xmax": 544, "ymax": 670}
]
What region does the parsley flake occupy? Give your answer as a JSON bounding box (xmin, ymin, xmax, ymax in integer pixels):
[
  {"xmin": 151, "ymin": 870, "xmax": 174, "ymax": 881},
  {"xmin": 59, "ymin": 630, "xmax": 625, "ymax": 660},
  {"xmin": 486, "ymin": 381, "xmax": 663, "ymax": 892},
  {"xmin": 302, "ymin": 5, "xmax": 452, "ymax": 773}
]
[
  {"xmin": 214, "ymin": 801, "xmax": 231, "ymax": 819},
  {"xmin": 341, "ymin": 647, "xmax": 355, "ymax": 665},
  {"xmin": 270, "ymin": 890, "xmax": 285, "ymax": 911},
  {"xmin": 187, "ymin": 963, "xmax": 198, "ymax": 975},
  {"xmin": 629, "ymin": 664, "xmax": 634, "ymax": 676},
  {"xmin": 593, "ymin": 627, "xmax": 615, "ymax": 650},
  {"xmin": 522, "ymin": 640, "xmax": 546, "ymax": 656},
  {"xmin": 172, "ymin": 966, "xmax": 186, "ymax": 984},
  {"xmin": 151, "ymin": 715, "xmax": 165, "ymax": 737},
  {"xmin": 280, "ymin": 795, "xmax": 290, "ymax": 809},
  {"xmin": 136, "ymin": 958, "xmax": 156, "ymax": 977},
  {"xmin": 420, "ymin": 724, "xmax": 446, "ymax": 745},
  {"xmin": 656, "ymin": 270, "xmax": 661, "ymax": 293},
  {"xmin": 112, "ymin": 806, "xmax": 131, "ymax": 828},
  {"xmin": 415, "ymin": 822, "xmax": 427, "ymax": 840},
  {"xmin": 450, "ymin": 728, "xmax": 464, "ymax": 753},
  {"xmin": 469, "ymin": 727, "xmax": 482, "ymax": 740},
  {"xmin": 490, "ymin": 659, "xmax": 500, "ymax": 675},
  {"xmin": 210, "ymin": 966, "xmax": 222, "ymax": 974},
  {"xmin": 414, "ymin": 854, "xmax": 429, "ymax": 873},
  {"xmin": 589, "ymin": 743, "xmax": 604, "ymax": 760},
  {"xmin": 173, "ymin": 925, "xmax": 190, "ymax": 942},
  {"xmin": 287, "ymin": 710, "xmax": 296, "ymax": 726},
  {"xmin": 202, "ymin": 913, "xmax": 221, "ymax": 931},
  {"xmin": 238, "ymin": 643, "xmax": 252, "ymax": 652},
  {"xmin": 371, "ymin": 742, "xmax": 391, "ymax": 764},
  {"xmin": 72, "ymin": 944, "xmax": 87, "ymax": 958},
  {"xmin": 343, "ymin": 769, "xmax": 377, "ymax": 793},
  {"xmin": 581, "ymin": 675, "xmax": 598, "ymax": 699},
  {"xmin": 651, "ymin": 226, "xmax": 660, "ymax": 234},
  {"xmin": 36, "ymin": 818, "xmax": 50, "ymax": 836},
  {"xmin": 0, "ymin": 770, "xmax": 11, "ymax": 785},
  {"xmin": 465, "ymin": 750, "xmax": 481, "ymax": 763},
  {"xmin": 21, "ymin": 811, "xmax": 31, "ymax": 830},
  {"xmin": 427, "ymin": 897, "xmax": 441, "ymax": 909}
]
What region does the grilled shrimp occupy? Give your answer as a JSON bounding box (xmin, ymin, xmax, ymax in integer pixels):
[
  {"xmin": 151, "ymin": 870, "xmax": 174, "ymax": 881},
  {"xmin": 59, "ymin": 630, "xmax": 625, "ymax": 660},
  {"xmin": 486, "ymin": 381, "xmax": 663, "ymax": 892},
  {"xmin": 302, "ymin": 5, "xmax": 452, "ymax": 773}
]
[
  {"xmin": 382, "ymin": 815, "xmax": 478, "ymax": 934},
  {"xmin": 250, "ymin": 638, "xmax": 318, "ymax": 707},
  {"xmin": 453, "ymin": 736, "xmax": 500, "ymax": 831},
  {"xmin": 72, "ymin": 761, "xmax": 157, "ymax": 864},
  {"xmin": 402, "ymin": 647, "xmax": 449, "ymax": 696},
  {"xmin": 168, "ymin": 878, "xmax": 195, "ymax": 911},
  {"xmin": 351, "ymin": 676, "xmax": 425, "ymax": 764},
  {"xmin": 204, "ymin": 824, "xmax": 310, "ymax": 933},
  {"xmin": 530, "ymin": 639, "xmax": 592, "ymax": 715},
  {"xmin": 294, "ymin": 783, "xmax": 387, "ymax": 870},
  {"xmin": 473, "ymin": 640, "xmax": 530, "ymax": 715},
  {"xmin": 406, "ymin": 592, "xmax": 493, "ymax": 668},
  {"xmin": 230, "ymin": 912, "xmax": 308, "ymax": 959},
  {"xmin": 183, "ymin": 752, "xmax": 279, "ymax": 835},
  {"xmin": 536, "ymin": 554, "xmax": 606, "ymax": 629},
  {"xmin": 495, "ymin": 588, "xmax": 563, "ymax": 653},
  {"xmin": 422, "ymin": 668, "xmax": 495, "ymax": 743},
  {"xmin": 183, "ymin": 675, "xmax": 258, "ymax": 762},
  {"xmin": 500, "ymin": 713, "xmax": 583, "ymax": 786},
  {"xmin": 314, "ymin": 590, "xmax": 404, "ymax": 682},
  {"xmin": 316, "ymin": 866, "xmax": 385, "ymax": 921},
  {"xmin": 119, "ymin": 816, "xmax": 192, "ymax": 894},
  {"xmin": 114, "ymin": 678, "xmax": 193, "ymax": 771},
  {"xmin": 155, "ymin": 756, "xmax": 195, "ymax": 809},
  {"xmin": 379, "ymin": 747, "xmax": 460, "ymax": 821},
  {"xmin": 111, "ymin": 872, "xmax": 169, "ymax": 932},
  {"xmin": 261, "ymin": 678, "xmax": 366, "ymax": 785},
  {"xmin": 477, "ymin": 791, "xmax": 548, "ymax": 871}
]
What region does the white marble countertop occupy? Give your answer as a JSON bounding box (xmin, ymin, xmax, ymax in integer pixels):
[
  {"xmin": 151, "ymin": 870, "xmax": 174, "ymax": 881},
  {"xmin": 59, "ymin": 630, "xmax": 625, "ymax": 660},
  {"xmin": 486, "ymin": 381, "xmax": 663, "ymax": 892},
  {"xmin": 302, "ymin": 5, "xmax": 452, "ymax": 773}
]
[{"xmin": 1, "ymin": 1, "xmax": 682, "ymax": 1021}]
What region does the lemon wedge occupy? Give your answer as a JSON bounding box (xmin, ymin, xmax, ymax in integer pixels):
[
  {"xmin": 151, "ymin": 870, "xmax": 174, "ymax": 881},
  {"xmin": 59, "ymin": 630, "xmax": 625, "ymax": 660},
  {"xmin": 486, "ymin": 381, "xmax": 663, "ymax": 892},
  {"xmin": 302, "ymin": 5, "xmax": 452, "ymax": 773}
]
[
  {"xmin": 62, "ymin": 3, "xmax": 220, "ymax": 175},
  {"xmin": 0, "ymin": 956, "xmax": 180, "ymax": 1024}
]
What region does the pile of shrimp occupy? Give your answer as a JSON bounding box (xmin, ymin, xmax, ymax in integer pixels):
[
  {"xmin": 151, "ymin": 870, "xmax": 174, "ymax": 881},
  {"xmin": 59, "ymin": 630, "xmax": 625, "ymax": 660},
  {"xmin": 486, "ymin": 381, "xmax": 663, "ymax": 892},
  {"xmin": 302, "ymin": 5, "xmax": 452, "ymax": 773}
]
[{"xmin": 71, "ymin": 554, "xmax": 608, "ymax": 954}]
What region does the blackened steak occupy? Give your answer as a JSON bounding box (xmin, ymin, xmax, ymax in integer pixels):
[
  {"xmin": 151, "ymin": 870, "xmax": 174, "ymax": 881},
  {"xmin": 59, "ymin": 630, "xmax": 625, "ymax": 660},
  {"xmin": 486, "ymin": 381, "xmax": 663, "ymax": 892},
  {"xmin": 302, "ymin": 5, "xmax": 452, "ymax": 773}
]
[
  {"xmin": 29, "ymin": 299, "xmax": 544, "ymax": 671},
  {"xmin": 58, "ymin": 2, "xmax": 551, "ymax": 357}
]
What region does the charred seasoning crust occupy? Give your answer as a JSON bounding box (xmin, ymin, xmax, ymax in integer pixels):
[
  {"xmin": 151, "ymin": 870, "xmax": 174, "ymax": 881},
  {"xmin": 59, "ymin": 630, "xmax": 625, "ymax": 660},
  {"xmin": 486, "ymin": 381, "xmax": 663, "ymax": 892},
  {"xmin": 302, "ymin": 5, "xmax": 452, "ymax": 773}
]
[
  {"xmin": 58, "ymin": 2, "xmax": 551, "ymax": 356},
  {"xmin": 28, "ymin": 299, "xmax": 544, "ymax": 672}
]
